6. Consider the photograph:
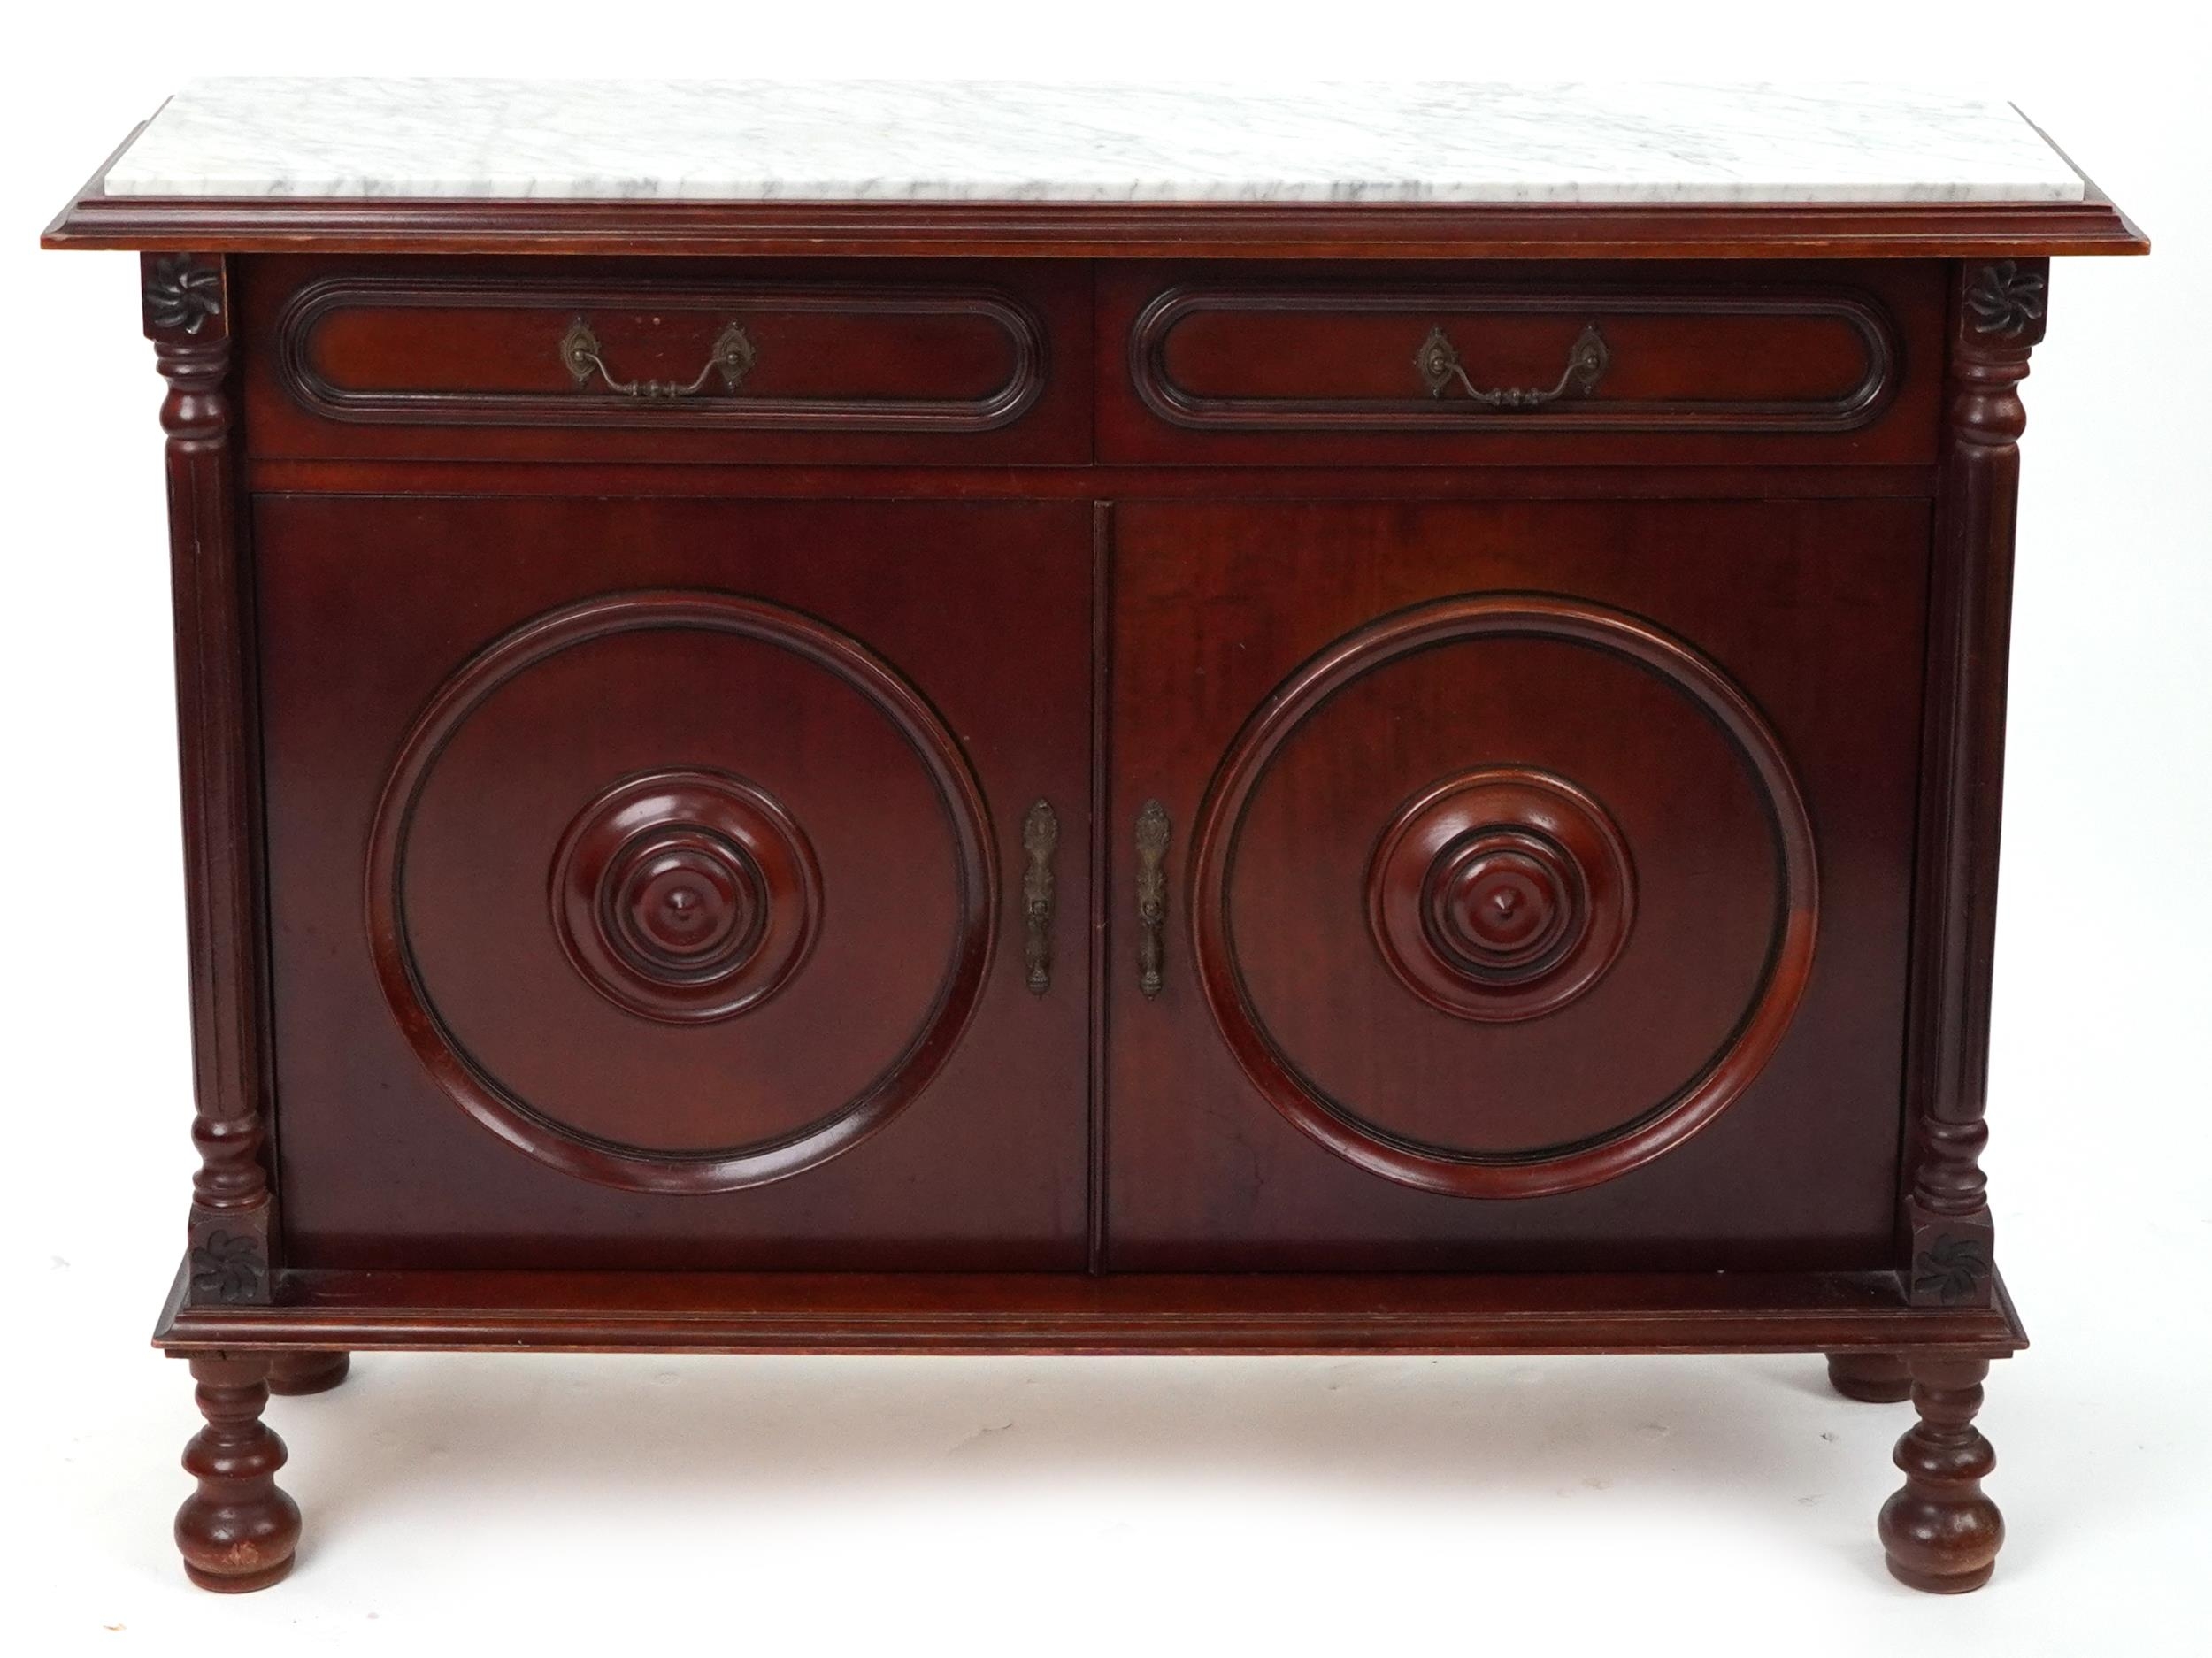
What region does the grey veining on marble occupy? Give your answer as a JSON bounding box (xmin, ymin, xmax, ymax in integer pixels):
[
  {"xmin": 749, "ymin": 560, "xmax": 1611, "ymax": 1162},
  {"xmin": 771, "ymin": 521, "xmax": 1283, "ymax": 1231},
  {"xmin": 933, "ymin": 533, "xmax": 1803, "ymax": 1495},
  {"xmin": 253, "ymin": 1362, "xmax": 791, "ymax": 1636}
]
[{"xmin": 101, "ymin": 80, "xmax": 2086, "ymax": 205}]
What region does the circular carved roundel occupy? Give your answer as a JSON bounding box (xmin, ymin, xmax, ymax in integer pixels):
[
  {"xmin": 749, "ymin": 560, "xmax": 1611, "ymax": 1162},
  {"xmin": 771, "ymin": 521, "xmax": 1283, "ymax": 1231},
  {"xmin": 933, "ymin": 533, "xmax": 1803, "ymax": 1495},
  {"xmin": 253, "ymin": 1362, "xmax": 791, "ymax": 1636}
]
[
  {"xmin": 1368, "ymin": 767, "xmax": 1635, "ymax": 1025},
  {"xmin": 1189, "ymin": 593, "xmax": 1820, "ymax": 1201},
  {"xmin": 365, "ymin": 590, "xmax": 996, "ymax": 1195},
  {"xmin": 549, "ymin": 770, "xmax": 821, "ymax": 1025}
]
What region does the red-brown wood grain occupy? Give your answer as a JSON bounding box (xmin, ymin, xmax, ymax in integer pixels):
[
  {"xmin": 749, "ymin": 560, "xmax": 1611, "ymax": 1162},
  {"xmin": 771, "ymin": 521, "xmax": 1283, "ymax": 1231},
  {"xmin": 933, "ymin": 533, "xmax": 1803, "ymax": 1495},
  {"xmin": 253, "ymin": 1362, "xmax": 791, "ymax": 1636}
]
[
  {"xmin": 238, "ymin": 256, "xmax": 1093, "ymax": 465},
  {"xmin": 1103, "ymin": 496, "xmax": 1929, "ymax": 1268},
  {"xmin": 154, "ymin": 1264, "xmax": 2028, "ymax": 1356},
  {"xmin": 256, "ymin": 495, "xmax": 1094, "ymax": 1268},
  {"xmin": 1099, "ymin": 261, "xmax": 1945, "ymax": 466},
  {"xmin": 47, "ymin": 163, "xmax": 2124, "ymax": 1585}
]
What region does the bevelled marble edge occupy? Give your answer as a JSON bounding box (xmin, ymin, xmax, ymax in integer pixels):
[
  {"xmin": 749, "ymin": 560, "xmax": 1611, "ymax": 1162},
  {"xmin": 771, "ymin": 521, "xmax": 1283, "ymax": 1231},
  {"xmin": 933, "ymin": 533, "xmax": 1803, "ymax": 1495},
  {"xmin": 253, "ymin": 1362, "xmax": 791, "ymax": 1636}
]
[{"xmin": 98, "ymin": 79, "xmax": 2087, "ymax": 205}]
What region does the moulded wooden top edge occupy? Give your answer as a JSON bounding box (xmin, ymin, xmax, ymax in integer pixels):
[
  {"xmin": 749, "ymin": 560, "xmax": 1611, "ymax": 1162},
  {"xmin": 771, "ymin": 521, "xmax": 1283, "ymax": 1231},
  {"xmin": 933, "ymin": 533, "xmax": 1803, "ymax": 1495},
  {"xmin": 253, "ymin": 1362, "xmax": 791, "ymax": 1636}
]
[
  {"xmin": 153, "ymin": 1265, "xmax": 2031, "ymax": 1355},
  {"xmin": 44, "ymin": 185, "xmax": 2149, "ymax": 259}
]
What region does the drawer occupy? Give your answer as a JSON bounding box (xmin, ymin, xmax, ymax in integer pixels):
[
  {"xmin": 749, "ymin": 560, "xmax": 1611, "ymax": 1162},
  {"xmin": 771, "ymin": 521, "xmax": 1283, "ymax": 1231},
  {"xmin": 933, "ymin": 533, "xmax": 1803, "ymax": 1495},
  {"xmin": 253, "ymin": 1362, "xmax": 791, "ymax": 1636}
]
[
  {"xmin": 240, "ymin": 256, "xmax": 1092, "ymax": 464},
  {"xmin": 1097, "ymin": 261, "xmax": 1943, "ymax": 466}
]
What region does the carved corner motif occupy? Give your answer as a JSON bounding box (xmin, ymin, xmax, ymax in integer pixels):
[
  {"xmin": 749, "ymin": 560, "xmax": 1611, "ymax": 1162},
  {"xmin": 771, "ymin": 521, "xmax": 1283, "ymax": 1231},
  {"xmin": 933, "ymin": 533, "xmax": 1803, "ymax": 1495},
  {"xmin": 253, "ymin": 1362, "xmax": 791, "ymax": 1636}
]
[
  {"xmin": 1911, "ymin": 1232, "xmax": 1993, "ymax": 1306},
  {"xmin": 142, "ymin": 255, "xmax": 225, "ymax": 338},
  {"xmin": 188, "ymin": 1227, "xmax": 267, "ymax": 1303},
  {"xmin": 1962, "ymin": 259, "xmax": 2047, "ymax": 342}
]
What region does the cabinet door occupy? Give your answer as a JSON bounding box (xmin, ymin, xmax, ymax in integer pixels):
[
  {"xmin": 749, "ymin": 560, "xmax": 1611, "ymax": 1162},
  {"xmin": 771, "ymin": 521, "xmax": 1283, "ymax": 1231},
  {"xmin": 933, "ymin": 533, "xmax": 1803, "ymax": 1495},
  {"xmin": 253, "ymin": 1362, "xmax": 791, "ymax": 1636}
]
[
  {"xmin": 1105, "ymin": 500, "xmax": 1929, "ymax": 1270},
  {"xmin": 257, "ymin": 497, "xmax": 1090, "ymax": 1270}
]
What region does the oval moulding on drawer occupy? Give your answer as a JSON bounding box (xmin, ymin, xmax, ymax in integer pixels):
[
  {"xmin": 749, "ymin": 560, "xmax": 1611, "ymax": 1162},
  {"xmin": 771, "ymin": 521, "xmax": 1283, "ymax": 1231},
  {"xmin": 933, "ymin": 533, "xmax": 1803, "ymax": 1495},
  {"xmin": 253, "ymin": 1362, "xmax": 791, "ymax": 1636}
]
[
  {"xmin": 1097, "ymin": 263, "xmax": 1940, "ymax": 466},
  {"xmin": 240, "ymin": 257, "xmax": 1091, "ymax": 464}
]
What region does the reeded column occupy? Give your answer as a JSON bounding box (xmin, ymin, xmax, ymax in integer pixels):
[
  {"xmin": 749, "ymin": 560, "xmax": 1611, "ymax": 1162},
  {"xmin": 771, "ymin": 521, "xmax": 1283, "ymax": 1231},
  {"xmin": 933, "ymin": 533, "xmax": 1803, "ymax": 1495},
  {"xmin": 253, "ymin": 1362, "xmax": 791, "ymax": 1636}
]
[
  {"xmin": 1901, "ymin": 258, "xmax": 2048, "ymax": 1312},
  {"xmin": 144, "ymin": 252, "xmax": 278, "ymax": 1306}
]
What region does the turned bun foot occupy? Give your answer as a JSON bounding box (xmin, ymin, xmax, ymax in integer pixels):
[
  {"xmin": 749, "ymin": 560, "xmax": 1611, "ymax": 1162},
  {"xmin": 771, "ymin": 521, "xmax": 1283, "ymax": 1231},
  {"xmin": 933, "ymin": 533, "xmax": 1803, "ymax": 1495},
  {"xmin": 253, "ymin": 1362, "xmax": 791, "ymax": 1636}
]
[
  {"xmin": 175, "ymin": 1355, "xmax": 302, "ymax": 1593},
  {"xmin": 1826, "ymin": 1350, "xmax": 1912, "ymax": 1403},
  {"xmin": 266, "ymin": 1350, "xmax": 352, "ymax": 1396},
  {"xmin": 1878, "ymin": 1357, "xmax": 2003, "ymax": 1593}
]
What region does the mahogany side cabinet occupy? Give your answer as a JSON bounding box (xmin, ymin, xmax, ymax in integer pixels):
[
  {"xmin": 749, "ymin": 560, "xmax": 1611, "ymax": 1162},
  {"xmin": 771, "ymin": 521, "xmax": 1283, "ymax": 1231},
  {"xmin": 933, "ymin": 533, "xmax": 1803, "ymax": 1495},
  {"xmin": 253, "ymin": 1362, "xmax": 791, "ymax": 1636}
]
[{"xmin": 42, "ymin": 81, "xmax": 2147, "ymax": 1595}]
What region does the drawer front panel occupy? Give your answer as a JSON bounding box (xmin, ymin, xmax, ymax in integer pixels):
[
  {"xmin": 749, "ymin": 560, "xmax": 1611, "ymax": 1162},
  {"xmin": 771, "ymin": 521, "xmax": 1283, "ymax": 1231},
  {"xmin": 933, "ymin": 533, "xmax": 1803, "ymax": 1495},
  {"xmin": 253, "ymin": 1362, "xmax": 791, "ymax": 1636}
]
[
  {"xmin": 1105, "ymin": 498, "xmax": 1931, "ymax": 1271},
  {"xmin": 1099, "ymin": 261, "xmax": 1943, "ymax": 465},
  {"xmin": 257, "ymin": 497, "xmax": 1093, "ymax": 1270},
  {"xmin": 241, "ymin": 257, "xmax": 1091, "ymax": 464}
]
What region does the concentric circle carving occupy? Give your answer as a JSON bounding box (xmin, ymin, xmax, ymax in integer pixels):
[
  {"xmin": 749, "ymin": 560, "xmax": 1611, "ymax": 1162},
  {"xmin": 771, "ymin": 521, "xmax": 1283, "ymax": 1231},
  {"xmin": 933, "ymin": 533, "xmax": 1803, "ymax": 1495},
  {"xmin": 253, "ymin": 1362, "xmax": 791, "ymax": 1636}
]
[
  {"xmin": 549, "ymin": 770, "xmax": 820, "ymax": 1025},
  {"xmin": 1190, "ymin": 593, "xmax": 1819, "ymax": 1201},
  {"xmin": 365, "ymin": 590, "xmax": 995, "ymax": 1195},
  {"xmin": 1369, "ymin": 768, "xmax": 1634, "ymax": 1023}
]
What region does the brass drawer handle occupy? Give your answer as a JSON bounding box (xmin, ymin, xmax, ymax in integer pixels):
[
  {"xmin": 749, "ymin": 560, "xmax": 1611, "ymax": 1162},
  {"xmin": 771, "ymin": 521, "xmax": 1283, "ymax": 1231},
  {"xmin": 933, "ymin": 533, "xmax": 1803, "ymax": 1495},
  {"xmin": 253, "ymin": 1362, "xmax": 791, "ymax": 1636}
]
[
  {"xmin": 1416, "ymin": 322, "xmax": 1609, "ymax": 409},
  {"xmin": 560, "ymin": 317, "xmax": 757, "ymax": 399},
  {"xmin": 1135, "ymin": 800, "xmax": 1171, "ymax": 999},
  {"xmin": 1022, "ymin": 799, "xmax": 1059, "ymax": 996}
]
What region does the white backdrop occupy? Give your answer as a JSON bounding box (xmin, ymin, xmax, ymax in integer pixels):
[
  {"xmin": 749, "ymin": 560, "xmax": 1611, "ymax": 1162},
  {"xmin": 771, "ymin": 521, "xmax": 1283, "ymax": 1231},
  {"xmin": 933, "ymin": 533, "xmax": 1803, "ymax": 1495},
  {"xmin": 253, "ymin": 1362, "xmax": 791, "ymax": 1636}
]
[{"xmin": 4, "ymin": 4, "xmax": 2206, "ymax": 1651}]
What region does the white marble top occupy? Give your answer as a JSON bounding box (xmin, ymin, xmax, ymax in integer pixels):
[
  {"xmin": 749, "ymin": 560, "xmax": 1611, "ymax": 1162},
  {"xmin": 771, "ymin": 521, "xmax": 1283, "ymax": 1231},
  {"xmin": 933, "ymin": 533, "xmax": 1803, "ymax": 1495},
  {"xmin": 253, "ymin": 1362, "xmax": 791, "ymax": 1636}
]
[{"xmin": 101, "ymin": 80, "xmax": 2085, "ymax": 205}]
